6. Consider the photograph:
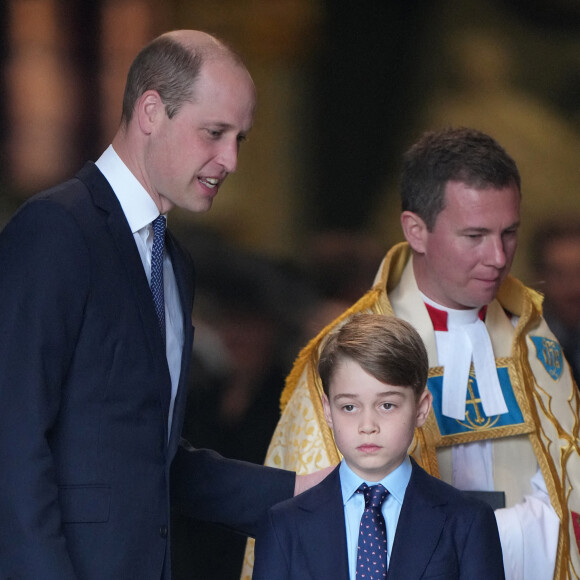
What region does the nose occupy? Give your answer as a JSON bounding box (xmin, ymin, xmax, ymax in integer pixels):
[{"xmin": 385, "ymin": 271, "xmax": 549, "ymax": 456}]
[
  {"xmin": 358, "ymin": 410, "xmax": 379, "ymax": 434},
  {"xmin": 484, "ymin": 235, "xmax": 507, "ymax": 269},
  {"xmin": 217, "ymin": 139, "xmax": 239, "ymax": 173}
]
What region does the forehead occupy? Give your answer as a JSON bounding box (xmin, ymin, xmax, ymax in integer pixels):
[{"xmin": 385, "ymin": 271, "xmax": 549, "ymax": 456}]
[
  {"xmin": 173, "ymin": 59, "xmax": 255, "ymax": 136},
  {"xmin": 436, "ymin": 180, "xmax": 521, "ymax": 226},
  {"xmin": 329, "ymin": 359, "xmax": 409, "ymax": 398},
  {"xmin": 194, "ymin": 58, "xmax": 255, "ymax": 106}
]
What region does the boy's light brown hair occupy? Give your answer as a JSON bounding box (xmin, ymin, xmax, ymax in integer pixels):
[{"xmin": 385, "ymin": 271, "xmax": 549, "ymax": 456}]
[{"xmin": 318, "ymin": 314, "xmax": 428, "ymax": 398}]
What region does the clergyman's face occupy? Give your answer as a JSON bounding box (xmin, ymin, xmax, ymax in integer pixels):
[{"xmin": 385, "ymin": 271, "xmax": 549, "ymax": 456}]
[
  {"xmin": 322, "ymin": 358, "xmax": 431, "ymax": 481},
  {"xmin": 145, "ymin": 58, "xmax": 256, "ymax": 214},
  {"xmin": 412, "ymin": 180, "xmax": 520, "ymax": 309}
]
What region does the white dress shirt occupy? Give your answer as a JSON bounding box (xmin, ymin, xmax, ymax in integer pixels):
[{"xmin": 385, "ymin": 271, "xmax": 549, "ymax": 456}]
[{"xmin": 95, "ymin": 145, "xmax": 184, "ymax": 439}]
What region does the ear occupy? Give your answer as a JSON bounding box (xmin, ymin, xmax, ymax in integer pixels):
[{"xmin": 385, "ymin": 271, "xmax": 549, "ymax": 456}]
[
  {"xmin": 135, "ymin": 90, "xmax": 164, "ymax": 135},
  {"xmin": 415, "ymin": 389, "xmax": 432, "ymax": 428},
  {"xmin": 400, "ymin": 211, "xmax": 428, "ymax": 254},
  {"xmin": 322, "ymin": 393, "xmax": 334, "ymax": 430}
]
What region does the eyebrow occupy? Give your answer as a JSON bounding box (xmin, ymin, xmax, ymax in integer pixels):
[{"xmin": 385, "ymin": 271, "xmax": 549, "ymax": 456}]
[
  {"xmin": 206, "ymin": 121, "xmax": 251, "ymax": 135},
  {"xmin": 333, "ymin": 391, "xmax": 405, "ymax": 402},
  {"xmin": 504, "ymin": 221, "xmax": 520, "ymax": 230},
  {"xmin": 461, "ymin": 221, "xmax": 520, "ymax": 234}
]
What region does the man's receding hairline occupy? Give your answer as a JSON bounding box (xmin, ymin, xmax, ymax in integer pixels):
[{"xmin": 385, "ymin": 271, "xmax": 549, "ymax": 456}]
[{"xmin": 161, "ymin": 30, "xmax": 245, "ymax": 69}]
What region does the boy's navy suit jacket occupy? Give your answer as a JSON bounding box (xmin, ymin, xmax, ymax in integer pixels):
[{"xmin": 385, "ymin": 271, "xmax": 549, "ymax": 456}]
[
  {"xmin": 254, "ymin": 459, "xmax": 505, "ymax": 580},
  {"xmin": 0, "ymin": 163, "xmax": 294, "ymax": 580}
]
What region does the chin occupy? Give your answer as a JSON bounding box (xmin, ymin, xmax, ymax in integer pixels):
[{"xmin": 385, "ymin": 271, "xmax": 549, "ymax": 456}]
[
  {"xmin": 477, "ymin": 292, "xmax": 498, "ymax": 308},
  {"xmin": 461, "ymin": 291, "xmax": 496, "ymax": 309},
  {"xmin": 187, "ymin": 199, "xmax": 214, "ymax": 213}
]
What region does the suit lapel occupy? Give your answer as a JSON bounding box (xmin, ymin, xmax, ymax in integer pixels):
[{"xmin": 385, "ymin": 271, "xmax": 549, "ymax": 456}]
[
  {"xmin": 77, "ymin": 163, "xmax": 172, "ymax": 422},
  {"xmin": 165, "ymin": 232, "xmax": 195, "ymax": 455},
  {"xmin": 388, "ymin": 460, "xmax": 447, "ymax": 579},
  {"xmin": 294, "ymin": 467, "xmax": 350, "ymax": 580}
]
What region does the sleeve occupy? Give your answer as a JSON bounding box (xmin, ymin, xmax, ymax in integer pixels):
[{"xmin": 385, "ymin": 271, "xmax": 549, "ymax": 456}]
[
  {"xmin": 170, "ymin": 438, "xmax": 296, "ymax": 538},
  {"xmin": 0, "ymin": 200, "xmax": 90, "ymax": 579},
  {"xmin": 494, "ymin": 468, "xmax": 559, "ymax": 580},
  {"xmin": 459, "ymin": 501, "xmax": 506, "ymax": 580}
]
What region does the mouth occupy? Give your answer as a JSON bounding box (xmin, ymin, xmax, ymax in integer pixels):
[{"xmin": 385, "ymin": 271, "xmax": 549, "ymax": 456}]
[
  {"xmin": 198, "ymin": 176, "xmax": 221, "ymax": 191},
  {"xmin": 357, "ymin": 444, "xmax": 382, "ymax": 453},
  {"xmin": 476, "ymin": 276, "xmax": 501, "ymax": 286}
]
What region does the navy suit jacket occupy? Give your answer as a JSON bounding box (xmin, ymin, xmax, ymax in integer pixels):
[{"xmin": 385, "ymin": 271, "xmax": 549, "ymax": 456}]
[
  {"xmin": 254, "ymin": 460, "xmax": 505, "ymax": 580},
  {"xmin": 0, "ymin": 163, "xmax": 294, "ymax": 580}
]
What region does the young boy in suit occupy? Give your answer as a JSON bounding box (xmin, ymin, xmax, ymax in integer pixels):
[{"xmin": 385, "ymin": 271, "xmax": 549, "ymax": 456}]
[{"xmin": 253, "ymin": 313, "xmax": 505, "ymax": 579}]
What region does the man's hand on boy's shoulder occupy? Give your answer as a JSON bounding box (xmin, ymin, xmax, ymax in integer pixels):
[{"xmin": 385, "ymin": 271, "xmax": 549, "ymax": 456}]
[{"xmin": 294, "ymin": 465, "xmax": 335, "ymax": 496}]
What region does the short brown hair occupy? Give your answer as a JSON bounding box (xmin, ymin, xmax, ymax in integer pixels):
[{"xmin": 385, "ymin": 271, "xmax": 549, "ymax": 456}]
[
  {"xmin": 401, "ymin": 127, "xmax": 521, "ymax": 231},
  {"xmin": 318, "ymin": 314, "xmax": 428, "ymax": 399},
  {"xmin": 121, "ymin": 32, "xmax": 244, "ymax": 125}
]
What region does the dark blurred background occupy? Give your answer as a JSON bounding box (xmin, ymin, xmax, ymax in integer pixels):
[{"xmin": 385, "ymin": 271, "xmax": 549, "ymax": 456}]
[
  {"xmin": 2, "ymin": 0, "xmax": 580, "ymax": 279},
  {"xmin": 2, "ymin": 1, "xmax": 580, "ymax": 578}
]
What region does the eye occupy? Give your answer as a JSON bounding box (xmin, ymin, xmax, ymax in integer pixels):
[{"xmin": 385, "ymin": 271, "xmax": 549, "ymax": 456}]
[
  {"xmin": 342, "ymin": 404, "xmax": 356, "ymax": 413},
  {"xmin": 237, "ymin": 134, "xmax": 247, "ymax": 145},
  {"xmin": 502, "ymin": 228, "xmax": 518, "ymax": 238},
  {"xmin": 205, "ymin": 128, "xmax": 223, "ymax": 139},
  {"xmin": 380, "ymin": 402, "xmax": 394, "ymax": 411}
]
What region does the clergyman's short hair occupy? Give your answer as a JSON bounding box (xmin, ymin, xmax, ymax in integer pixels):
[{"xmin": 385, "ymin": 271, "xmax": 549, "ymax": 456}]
[
  {"xmin": 318, "ymin": 314, "xmax": 428, "ymax": 399},
  {"xmin": 401, "ymin": 127, "xmax": 521, "ymax": 231}
]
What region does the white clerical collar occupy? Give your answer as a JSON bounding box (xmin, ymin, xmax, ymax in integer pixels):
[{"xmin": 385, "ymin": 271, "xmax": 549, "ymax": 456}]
[
  {"xmin": 95, "ymin": 145, "xmax": 161, "ymax": 233},
  {"xmin": 421, "ymin": 293, "xmax": 508, "ymax": 420},
  {"xmin": 422, "ymin": 294, "xmax": 487, "ymax": 329}
]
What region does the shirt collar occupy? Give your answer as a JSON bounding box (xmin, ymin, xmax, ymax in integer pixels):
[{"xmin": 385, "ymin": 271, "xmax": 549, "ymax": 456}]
[
  {"xmin": 95, "ymin": 145, "xmax": 161, "ymax": 233},
  {"xmin": 421, "ymin": 292, "xmax": 487, "ymax": 330},
  {"xmin": 339, "ymin": 456, "xmax": 412, "ymax": 507}
]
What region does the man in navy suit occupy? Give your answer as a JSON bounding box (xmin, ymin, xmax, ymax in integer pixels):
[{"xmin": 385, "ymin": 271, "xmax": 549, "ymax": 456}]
[
  {"xmin": 0, "ymin": 30, "xmax": 325, "ymax": 580},
  {"xmin": 254, "ymin": 314, "xmax": 504, "ymax": 579}
]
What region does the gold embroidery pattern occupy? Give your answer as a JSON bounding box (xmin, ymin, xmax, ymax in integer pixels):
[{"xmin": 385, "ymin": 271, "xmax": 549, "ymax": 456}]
[{"xmin": 509, "ymin": 289, "xmax": 580, "ymax": 580}]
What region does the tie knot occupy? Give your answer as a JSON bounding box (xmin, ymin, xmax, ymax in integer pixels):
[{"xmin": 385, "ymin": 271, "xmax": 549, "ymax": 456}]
[{"xmin": 357, "ymin": 483, "xmax": 388, "ymax": 509}]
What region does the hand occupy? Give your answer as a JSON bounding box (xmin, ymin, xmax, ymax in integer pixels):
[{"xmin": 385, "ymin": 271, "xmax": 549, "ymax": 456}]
[{"xmin": 294, "ymin": 465, "xmax": 335, "ymax": 496}]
